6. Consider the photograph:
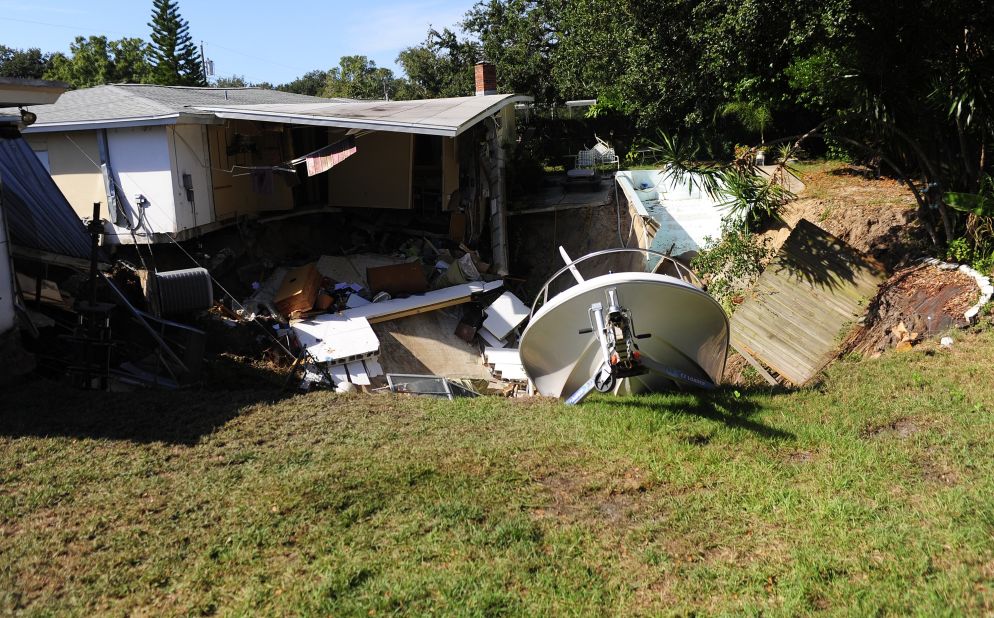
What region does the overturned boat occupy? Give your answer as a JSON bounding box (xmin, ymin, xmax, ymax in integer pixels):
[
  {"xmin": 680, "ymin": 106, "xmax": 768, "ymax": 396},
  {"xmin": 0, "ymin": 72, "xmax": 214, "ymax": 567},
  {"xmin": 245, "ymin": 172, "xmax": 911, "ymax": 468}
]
[{"xmin": 518, "ymin": 248, "xmax": 729, "ymax": 403}]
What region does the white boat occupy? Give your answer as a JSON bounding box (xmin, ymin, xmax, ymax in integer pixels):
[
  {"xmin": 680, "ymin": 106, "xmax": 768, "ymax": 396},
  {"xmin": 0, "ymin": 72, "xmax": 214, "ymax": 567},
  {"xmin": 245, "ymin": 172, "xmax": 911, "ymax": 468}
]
[{"xmin": 518, "ymin": 248, "xmax": 728, "ymax": 403}]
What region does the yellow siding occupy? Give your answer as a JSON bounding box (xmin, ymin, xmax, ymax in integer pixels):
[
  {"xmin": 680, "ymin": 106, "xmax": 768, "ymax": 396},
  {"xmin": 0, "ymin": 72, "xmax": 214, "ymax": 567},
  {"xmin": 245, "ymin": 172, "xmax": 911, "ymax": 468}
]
[
  {"xmin": 25, "ymin": 132, "xmax": 107, "ymax": 220},
  {"xmin": 325, "ymin": 131, "xmax": 412, "ymax": 210}
]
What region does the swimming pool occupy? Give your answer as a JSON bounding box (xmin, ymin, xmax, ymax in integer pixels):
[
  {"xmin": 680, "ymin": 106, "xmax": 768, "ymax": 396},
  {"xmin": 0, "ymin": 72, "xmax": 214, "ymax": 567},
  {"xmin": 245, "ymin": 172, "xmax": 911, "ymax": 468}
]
[{"xmin": 616, "ymin": 168, "xmax": 741, "ymax": 262}]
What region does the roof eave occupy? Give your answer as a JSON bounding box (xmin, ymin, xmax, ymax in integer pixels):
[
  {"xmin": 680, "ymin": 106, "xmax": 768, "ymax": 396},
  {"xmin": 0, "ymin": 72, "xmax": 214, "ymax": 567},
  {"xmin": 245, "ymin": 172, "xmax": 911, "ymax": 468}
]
[
  {"xmin": 196, "ymin": 94, "xmax": 534, "ymax": 138},
  {"xmin": 20, "ymin": 112, "xmax": 219, "ymax": 134}
]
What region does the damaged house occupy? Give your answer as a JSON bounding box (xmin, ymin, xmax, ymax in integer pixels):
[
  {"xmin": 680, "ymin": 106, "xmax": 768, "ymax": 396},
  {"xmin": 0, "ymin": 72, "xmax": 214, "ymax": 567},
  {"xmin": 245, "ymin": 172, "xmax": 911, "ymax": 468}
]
[
  {"xmin": 1, "ymin": 65, "xmax": 534, "ymax": 391},
  {"xmin": 5, "ymin": 63, "xmax": 527, "ymax": 275}
]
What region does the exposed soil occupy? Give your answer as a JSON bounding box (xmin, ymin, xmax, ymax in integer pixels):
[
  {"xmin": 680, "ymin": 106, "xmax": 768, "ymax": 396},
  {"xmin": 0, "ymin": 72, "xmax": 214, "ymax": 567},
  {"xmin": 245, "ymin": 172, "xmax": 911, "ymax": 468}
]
[
  {"xmin": 844, "ymin": 263, "xmax": 978, "ymax": 356},
  {"xmin": 763, "ymin": 162, "xmax": 927, "ymax": 272},
  {"xmin": 862, "ymin": 417, "xmax": 921, "ymax": 439},
  {"xmin": 531, "ymin": 466, "xmax": 655, "ymax": 531}
]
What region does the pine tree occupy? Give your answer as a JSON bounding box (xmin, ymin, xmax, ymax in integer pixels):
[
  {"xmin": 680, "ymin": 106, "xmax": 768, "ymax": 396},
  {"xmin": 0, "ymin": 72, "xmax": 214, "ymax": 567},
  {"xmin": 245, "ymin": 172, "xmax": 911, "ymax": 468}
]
[{"xmin": 147, "ymin": 0, "xmax": 205, "ymax": 86}]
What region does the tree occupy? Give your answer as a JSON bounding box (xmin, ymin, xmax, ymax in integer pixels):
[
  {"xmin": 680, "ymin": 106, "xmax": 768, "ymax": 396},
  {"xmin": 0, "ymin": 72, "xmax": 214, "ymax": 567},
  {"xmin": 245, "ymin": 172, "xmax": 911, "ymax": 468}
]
[
  {"xmin": 0, "ymin": 46, "xmax": 50, "ymax": 79},
  {"xmin": 44, "ymin": 36, "xmax": 152, "ymax": 88},
  {"xmin": 213, "ymin": 75, "xmax": 248, "ymax": 88},
  {"xmin": 278, "ymin": 70, "xmax": 328, "ymax": 96},
  {"xmin": 462, "ymin": 0, "xmax": 558, "ymax": 105},
  {"xmin": 323, "ymin": 56, "xmax": 403, "ymax": 100},
  {"xmin": 397, "ymin": 28, "xmax": 479, "ymax": 99},
  {"xmin": 147, "ymin": 0, "xmax": 205, "ymax": 86}
]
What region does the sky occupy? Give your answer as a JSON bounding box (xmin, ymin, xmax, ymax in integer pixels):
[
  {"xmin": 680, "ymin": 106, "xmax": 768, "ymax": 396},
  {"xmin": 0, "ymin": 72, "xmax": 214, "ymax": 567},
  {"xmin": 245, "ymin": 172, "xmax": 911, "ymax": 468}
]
[{"xmin": 0, "ymin": 0, "xmax": 475, "ymax": 85}]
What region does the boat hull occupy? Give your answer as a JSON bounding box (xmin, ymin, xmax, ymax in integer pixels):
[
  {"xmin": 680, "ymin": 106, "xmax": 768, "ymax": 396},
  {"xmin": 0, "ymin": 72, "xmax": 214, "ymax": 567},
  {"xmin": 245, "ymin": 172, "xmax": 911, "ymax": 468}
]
[{"xmin": 518, "ymin": 272, "xmax": 729, "ymax": 398}]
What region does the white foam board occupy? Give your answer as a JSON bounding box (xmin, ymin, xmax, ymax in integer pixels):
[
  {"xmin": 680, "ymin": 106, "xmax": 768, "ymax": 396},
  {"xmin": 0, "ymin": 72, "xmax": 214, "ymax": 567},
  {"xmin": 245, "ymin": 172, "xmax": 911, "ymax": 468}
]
[
  {"xmin": 478, "ymin": 326, "xmax": 505, "ymax": 348},
  {"xmin": 346, "ymin": 361, "xmax": 371, "ymax": 385},
  {"xmin": 292, "ymin": 315, "xmax": 379, "ymax": 364},
  {"xmin": 482, "ymin": 291, "xmax": 529, "ymax": 340}
]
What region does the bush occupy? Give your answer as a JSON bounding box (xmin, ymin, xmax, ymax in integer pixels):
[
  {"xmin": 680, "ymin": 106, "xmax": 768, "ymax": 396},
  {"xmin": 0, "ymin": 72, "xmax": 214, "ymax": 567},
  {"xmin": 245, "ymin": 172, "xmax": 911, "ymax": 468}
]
[{"xmin": 691, "ymin": 228, "xmax": 773, "ymax": 314}]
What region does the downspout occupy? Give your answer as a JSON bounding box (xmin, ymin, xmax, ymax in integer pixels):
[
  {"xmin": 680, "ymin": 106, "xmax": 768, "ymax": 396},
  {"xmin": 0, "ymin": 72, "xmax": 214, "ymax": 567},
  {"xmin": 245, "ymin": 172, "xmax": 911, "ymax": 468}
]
[{"xmin": 485, "ymin": 116, "xmax": 509, "ymax": 276}]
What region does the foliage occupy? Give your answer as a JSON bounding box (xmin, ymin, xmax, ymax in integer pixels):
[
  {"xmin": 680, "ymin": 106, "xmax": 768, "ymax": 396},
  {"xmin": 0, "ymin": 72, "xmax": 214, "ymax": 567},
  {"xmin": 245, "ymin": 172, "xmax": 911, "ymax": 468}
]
[
  {"xmin": 691, "ymin": 228, "xmax": 773, "ymax": 313},
  {"xmin": 44, "ymin": 36, "xmax": 153, "ymax": 88},
  {"xmin": 397, "ymin": 28, "xmax": 479, "ymax": 99},
  {"xmin": 212, "ymin": 75, "xmax": 248, "ymax": 88},
  {"xmin": 322, "ymin": 55, "xmax": 402, "ymax": 100},
  {"xmin": 719, "ymin": 100, "xmax": 772, "ymax": 142},
  {"xmin": 636, "ymin": 133, "xmax": 797, "ymax": 226},
  {"xmin": 462, "ymin": 0, "xmax": 558, "ymax": 105},
  {"xmin": 0, "ymin": 46, "xmax": 50, "ymax": 79},
  {"xmin": 277, "ymin": 69, "xmax": 328, "ymax": 96},
  {"xmin": 147, "ymin": 0, "xmax": 205, "ymax": 86}
]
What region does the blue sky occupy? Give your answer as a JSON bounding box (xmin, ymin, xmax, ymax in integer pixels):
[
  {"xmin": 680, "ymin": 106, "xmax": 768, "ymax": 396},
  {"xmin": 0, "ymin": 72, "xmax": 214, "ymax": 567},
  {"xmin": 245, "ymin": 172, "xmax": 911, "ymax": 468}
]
[{"xmin": 0, "ymin": 0, "xmax": 474, "ymax": 85}]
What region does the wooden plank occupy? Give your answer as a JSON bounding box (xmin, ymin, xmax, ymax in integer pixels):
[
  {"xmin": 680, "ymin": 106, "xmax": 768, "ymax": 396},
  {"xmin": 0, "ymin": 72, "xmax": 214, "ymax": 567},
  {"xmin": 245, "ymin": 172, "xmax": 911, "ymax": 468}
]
[
  {"xmin": 730, "ymin": 342, "xmax": 779, "ymax": 386},
  {"xmin": 729, "ymin": 218, "xmax": 884, "ymax": 385}
]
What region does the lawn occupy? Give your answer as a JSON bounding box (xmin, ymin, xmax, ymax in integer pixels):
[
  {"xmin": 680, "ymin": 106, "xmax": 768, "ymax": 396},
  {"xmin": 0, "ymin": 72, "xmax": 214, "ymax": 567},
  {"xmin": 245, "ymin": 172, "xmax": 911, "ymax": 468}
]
[{"xmin": 2, "ymin": 327, "xmax": 994, "ymax": 616}]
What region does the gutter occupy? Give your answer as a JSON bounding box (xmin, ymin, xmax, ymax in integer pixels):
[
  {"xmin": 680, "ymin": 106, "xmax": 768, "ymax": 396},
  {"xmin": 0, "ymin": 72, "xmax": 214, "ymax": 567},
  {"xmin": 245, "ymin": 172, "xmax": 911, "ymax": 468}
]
[{"xmin": 20, "ymin": 112, "xmax": 218, "ymax": 134}]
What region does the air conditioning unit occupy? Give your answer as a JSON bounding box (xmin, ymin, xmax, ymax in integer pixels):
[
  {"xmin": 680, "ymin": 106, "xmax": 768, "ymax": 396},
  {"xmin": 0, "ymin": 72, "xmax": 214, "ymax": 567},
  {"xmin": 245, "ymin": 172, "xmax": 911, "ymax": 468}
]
[{"xmin": 149, "ymin": 267, "xmax": 214, "ymax": 316}]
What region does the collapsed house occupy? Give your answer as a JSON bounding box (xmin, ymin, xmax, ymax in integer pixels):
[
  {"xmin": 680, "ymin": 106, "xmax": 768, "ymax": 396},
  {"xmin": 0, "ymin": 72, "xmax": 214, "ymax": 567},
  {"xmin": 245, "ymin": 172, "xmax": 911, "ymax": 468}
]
[
  {"xmin": 0, "ymin": 66, "xmax": 540, "ymax": 392},
  {"xmin": 2, "ymin": 63, "xmax": 528, "ymax": 276}
]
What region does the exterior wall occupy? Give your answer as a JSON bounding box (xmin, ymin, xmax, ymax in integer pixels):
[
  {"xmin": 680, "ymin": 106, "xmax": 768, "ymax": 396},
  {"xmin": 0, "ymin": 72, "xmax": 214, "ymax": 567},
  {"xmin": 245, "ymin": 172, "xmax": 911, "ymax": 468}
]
[
  {"xmin": 325, "ymin": 131, "xmax": 412, "ymax": 210},
  {"xmin": 207, "ymin": 120, "xmax": 293, "ymax": 220},
  {"xmin": 24, "ymin": 131, "xmax": 107, "ymax": 220},
  {"xmin": 167, "ymin": 124, "xmax": 214, "ymax": 230},
  {"xmin": 105, "ymin": 126, "xmax": 177, "ymax": 238}
]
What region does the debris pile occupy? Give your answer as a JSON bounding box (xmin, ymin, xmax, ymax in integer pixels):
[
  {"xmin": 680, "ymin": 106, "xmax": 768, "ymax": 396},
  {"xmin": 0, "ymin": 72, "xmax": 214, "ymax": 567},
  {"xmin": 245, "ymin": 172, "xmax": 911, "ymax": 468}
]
[{"xmin": 846, "ymin": 260, "xmax": 991, "ymax": 357}]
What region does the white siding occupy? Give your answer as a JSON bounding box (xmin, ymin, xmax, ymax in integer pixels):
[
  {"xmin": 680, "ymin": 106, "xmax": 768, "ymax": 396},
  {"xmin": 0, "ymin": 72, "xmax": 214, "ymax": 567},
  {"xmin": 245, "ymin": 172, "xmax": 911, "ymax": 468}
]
[
  {"xmin": 107, "ymin": 126, "xmax": 177, "ymax": 235},
  {"xmin": 168, "ymin": 124, "xmax": 214, "ymax": 230}
]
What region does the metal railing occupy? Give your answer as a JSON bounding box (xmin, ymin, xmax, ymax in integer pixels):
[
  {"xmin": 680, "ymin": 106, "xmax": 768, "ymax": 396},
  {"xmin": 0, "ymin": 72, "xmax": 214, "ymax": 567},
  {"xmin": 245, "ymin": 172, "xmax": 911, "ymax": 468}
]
[{"xmin": 530, "ymin": 248, "xmax": 704, "ymax": 316}]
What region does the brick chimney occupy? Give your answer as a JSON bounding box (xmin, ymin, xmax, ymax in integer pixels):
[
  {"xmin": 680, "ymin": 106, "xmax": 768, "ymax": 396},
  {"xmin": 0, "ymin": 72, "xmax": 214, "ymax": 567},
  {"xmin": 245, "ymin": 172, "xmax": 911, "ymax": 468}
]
[{"xmin": 474, "ymin": 62, "xmax": 497, "ymax": 96}]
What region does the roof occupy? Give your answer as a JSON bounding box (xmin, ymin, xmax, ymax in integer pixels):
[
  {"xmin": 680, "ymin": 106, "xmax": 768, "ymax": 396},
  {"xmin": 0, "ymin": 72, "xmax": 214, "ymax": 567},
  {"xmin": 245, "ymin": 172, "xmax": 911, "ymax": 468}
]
[
  {"xmin": 195, "ymin": 94, "xmax": 532, "ymax": 137},
  {"xmin": 2, "ymin": 84, "xmax": 344, "ymax": 132},
  {"xmin": 0, "ymin": 77, "xmax": 68, "ymax": 108},
  {"xmin": 0, "ymin": 128, "xmax": 91, "ymax": 260}
]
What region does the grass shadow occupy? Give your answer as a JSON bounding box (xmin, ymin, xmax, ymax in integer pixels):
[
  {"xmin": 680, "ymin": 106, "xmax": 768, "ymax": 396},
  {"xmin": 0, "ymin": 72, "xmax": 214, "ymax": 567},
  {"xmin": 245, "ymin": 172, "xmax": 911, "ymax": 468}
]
[
  {"xmin": 0, "ymin": 366, "xmax": 293, "ymax": 446},
  {"xmin": 598, "ymin": 386, "xmax": 796, "ymax": 441}
]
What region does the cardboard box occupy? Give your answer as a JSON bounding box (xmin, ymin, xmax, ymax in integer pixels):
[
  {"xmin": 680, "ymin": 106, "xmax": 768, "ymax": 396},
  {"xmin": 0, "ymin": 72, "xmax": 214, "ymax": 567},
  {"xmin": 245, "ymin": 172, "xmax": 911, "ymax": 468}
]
[
  {"xmin": 366, "ymin": 262, "xmax": 428, "ymax": 296},
  {"xmin": 275, "ymin": 263, "xmax": 321, "ymax": 316}
]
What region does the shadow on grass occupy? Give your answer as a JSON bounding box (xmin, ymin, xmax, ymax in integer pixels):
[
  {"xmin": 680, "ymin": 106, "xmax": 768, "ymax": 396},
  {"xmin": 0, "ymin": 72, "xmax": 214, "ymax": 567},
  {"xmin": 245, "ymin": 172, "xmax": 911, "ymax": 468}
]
[
  {"xmin": 0, "ymin": 365, "xmax": 293, "ymax": 446},
  {"xmin": 598, "ymin": 386, "xmax": 796, "ymax": 441}
]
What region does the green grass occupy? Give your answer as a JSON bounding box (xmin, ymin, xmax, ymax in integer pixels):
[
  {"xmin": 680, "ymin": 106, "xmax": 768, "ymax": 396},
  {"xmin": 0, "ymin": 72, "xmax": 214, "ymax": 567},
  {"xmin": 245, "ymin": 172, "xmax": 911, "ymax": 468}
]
[{"xmin": 3, "ymin": 328, "xmax": 994, "ymax": 616}]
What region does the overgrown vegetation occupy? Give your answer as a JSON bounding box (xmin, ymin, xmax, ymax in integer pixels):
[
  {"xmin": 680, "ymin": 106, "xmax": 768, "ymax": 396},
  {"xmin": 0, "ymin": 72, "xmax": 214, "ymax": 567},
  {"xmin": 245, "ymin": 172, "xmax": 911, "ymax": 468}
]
[
  {"xmin": 3, "ymin": 327, "xmax": 994, "ymax": 614},
  {"xmin": 691, "ymin": 228, "xmax": 774, "ymax": 314}
]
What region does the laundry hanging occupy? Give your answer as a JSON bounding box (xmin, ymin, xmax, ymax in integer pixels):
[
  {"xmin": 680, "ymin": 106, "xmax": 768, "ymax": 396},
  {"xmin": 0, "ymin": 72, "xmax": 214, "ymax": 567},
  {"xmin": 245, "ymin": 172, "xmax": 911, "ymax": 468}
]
[{"xmin": 303, "ymin": 136, "xmax": 357, "ymax": 177}]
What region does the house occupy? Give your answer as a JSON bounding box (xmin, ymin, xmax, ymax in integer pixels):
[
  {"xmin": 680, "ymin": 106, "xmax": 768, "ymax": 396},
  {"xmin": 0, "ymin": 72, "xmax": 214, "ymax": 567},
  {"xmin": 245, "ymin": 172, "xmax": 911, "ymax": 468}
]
[
  {"xmin": 0, "ymin": 77, "xmax": 92, "ymax": 370},
  {"xmin": 3, "ymin": 63, "xmax": 529, "ymax": 274}
]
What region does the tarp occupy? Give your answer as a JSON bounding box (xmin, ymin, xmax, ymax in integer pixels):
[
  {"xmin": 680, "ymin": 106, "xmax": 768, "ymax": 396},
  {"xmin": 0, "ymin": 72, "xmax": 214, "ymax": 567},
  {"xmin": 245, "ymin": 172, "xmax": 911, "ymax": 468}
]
[{"xmin": 0, "ymin": 128, "xmax": 91, "ymax": 260}]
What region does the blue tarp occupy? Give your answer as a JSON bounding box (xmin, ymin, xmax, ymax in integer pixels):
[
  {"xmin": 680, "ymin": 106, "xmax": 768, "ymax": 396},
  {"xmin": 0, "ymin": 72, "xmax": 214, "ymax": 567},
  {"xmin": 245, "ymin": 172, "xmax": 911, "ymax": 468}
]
[{"xmin": 0, "ymin": 128, "xmax": 91, "ymax": 261}]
